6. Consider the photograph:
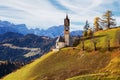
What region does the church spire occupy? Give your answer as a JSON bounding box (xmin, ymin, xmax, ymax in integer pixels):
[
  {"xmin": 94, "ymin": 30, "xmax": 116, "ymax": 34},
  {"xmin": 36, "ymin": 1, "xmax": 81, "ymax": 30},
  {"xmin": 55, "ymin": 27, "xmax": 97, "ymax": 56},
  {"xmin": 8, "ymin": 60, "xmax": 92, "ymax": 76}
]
[
  {"xmin": 66, "ymin": 13, "xmax": 68, "ymax": 19},
  {"xmin": 64, "ymin": 13, "xmax": 70, "ymax": 46}
]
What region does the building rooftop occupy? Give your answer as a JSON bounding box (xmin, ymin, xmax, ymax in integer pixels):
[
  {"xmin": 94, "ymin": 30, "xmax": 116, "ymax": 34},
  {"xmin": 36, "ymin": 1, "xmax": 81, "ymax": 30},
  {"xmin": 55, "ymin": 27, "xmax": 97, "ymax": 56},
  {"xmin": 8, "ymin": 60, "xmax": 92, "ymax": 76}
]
[{"xmin": 56, "ymin": 36, "xmax": 65, "ymax": 42}]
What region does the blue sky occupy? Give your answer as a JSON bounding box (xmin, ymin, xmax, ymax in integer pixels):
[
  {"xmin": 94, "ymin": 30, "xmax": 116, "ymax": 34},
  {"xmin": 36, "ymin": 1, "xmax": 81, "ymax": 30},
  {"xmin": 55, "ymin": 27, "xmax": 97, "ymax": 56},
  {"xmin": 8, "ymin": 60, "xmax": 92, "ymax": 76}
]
[{"xmin": 0, "ymin": 0, "xmax": 120, "ymax": 30}]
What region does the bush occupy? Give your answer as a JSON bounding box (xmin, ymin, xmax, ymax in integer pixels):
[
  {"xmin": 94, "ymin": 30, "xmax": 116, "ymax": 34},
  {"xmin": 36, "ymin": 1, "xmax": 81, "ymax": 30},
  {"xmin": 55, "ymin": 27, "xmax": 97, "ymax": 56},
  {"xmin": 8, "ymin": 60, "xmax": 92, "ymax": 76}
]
[
  {"xmin": 83, "ymin": 30, "xmax": 87, "ymax": 37},
  {"xmin": 87, "ymin": 28, "xmax": 93, "ymax": 36}
]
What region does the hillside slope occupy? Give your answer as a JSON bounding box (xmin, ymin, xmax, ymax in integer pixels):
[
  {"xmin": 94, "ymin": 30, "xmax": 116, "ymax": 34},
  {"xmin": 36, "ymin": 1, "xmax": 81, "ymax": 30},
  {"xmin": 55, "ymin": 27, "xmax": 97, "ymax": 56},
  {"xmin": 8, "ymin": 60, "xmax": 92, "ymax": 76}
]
[
  {"xmin": 2, "ymin": 28, "xmax": 120, "ymax": 80},
  {"xmin": 0, "ymin": 33, "xmax": 56, "ymax": 63},
  {"xmin": 67, "ymin": 53, "xmax": 120, "ymax": 80}
]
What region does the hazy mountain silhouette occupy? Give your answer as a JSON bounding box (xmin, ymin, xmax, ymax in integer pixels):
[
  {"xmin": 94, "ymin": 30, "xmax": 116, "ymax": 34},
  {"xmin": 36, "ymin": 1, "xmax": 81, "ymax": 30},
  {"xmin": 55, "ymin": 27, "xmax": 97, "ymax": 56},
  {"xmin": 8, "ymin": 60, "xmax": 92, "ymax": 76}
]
[{"xmin": 0, "ymin": 20, "xmax": 82, "ymax": 38}]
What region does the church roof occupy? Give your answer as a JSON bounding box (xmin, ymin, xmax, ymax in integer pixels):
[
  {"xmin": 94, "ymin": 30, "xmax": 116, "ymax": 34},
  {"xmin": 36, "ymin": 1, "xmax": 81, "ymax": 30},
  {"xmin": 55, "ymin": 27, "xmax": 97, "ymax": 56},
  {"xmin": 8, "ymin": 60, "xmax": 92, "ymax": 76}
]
[{"xmin": 56, "ymin": 36, "xmax": 65, "ymax": 42}]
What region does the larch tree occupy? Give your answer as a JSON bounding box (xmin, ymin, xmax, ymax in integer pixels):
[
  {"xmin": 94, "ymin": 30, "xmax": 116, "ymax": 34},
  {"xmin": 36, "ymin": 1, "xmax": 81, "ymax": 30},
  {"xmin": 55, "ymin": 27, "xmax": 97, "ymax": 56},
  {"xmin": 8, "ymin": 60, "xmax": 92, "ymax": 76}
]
[
  {"xmin": 102, "ymin": 10, "xmax": 116, "ymax": 29},
  {"xmin": 94, "ymin": 17, "xmax": 100, "ymax": 31}
]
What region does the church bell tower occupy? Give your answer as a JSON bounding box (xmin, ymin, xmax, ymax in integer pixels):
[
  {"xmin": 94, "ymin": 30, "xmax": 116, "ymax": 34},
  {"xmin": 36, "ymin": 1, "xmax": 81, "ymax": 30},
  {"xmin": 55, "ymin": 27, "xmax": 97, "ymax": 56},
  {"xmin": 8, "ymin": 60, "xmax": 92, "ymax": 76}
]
[{"xmin": 64, "ymin": 14, "xmax": 70, "ymax": 46}]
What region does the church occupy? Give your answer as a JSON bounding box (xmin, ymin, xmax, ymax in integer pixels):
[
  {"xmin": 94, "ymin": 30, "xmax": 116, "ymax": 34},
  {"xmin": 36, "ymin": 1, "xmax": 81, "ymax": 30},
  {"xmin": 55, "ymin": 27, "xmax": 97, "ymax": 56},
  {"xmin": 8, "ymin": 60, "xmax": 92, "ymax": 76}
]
[{"xmin": 55, "ymin": 14, "xmax": 70, "ymax": 49}]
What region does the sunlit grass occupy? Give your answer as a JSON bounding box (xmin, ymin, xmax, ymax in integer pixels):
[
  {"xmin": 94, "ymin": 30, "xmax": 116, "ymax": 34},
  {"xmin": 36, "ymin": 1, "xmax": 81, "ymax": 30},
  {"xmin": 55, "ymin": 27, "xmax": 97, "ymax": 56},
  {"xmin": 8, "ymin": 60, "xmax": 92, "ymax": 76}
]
[
  {"xmin": 3, "ymin": 28, "xmax": 120, "ymax": 80},
  {"xmin": 77, "ymin": 28, "xmax": 120, "ymax": 51}
]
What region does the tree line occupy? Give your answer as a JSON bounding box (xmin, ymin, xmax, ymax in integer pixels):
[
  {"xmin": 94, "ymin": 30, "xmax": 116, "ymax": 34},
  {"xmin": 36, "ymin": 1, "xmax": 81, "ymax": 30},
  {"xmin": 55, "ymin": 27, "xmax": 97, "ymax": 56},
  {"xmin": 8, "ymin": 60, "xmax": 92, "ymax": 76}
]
[
  {"xmin": 0, "ymin": 61, "xmax": 24, "ymax": 78},
  {"xmin": 81, "ymin": 10, "xmax": 120, "ymax": 51},
  {"xmin": 81, "ymin": 30, "xmax": 120, "ymax": 51},
  {"xmin": 83, "ymin": 10, "xmax": 116, "ymax": 37}
]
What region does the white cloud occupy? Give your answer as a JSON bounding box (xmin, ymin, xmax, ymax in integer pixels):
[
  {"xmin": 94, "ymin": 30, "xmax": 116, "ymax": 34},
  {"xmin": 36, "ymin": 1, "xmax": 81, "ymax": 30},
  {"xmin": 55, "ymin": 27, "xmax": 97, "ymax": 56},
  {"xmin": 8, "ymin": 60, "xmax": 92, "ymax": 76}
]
[{"xmin": 0, "ymin": 0, "xmax": 119, "ymax": 30}]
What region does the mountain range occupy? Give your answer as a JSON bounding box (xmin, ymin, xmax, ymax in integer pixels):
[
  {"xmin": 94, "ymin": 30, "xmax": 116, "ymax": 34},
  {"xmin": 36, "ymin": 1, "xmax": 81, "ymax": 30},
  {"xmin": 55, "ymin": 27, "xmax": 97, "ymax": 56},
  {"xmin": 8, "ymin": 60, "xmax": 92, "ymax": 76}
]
[{"xmin": 0, "ymin": 20, "xmax": 82, "ymax": 38}]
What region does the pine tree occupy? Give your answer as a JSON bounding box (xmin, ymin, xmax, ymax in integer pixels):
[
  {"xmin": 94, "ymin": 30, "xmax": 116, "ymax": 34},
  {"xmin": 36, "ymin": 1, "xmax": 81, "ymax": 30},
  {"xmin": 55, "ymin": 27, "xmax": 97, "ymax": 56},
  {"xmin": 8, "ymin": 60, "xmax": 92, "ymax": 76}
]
[
  {"xmin": 84, "ymin": 20, "xmax": 89, "ymax": 31},
  {"xmin": 83, "ymin": 20, "xmax": 90, "ymax": 37}
]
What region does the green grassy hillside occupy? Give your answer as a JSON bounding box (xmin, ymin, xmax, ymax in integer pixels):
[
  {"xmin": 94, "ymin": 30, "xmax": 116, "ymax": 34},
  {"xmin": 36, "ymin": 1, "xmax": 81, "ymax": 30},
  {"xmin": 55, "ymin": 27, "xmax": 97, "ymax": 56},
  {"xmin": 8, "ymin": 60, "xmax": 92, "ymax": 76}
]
[
  {"xmin": 77, "ymin": 27, "xmax": 120, "ymax": 51},
  {"xmin": 2, "ymin": 28, "xmax": 120, "ymax": 80}
]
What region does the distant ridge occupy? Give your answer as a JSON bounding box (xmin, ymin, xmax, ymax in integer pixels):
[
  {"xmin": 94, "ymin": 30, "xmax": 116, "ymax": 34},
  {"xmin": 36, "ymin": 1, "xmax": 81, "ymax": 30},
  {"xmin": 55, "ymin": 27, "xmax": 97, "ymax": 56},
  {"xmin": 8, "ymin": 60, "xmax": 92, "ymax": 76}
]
[
  {"xmin": 0, "ymin": 32, "xmax": 56, "ymax": 63},
  {"xmin": 0, "ymin": 20, "xmax": 82, "ymax": 38}
]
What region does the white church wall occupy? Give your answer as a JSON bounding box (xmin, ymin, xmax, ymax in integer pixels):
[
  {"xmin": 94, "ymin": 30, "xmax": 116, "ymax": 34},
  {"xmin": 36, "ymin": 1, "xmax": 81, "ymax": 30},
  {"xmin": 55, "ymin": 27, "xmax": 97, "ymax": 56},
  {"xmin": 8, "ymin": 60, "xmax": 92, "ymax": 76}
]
[{"xmin": 56, "ymin": 42, "xmax": 65, "ymax": 49}]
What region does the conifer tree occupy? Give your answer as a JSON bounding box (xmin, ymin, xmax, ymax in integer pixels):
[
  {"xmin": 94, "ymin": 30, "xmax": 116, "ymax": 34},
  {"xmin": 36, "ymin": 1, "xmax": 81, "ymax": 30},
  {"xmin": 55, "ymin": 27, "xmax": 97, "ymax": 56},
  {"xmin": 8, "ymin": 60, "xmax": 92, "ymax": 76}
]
[
  {"xmin": 102, "ymin": 10, "xmax": 116, "ymax": 29},
  {"xmin": 83, "ymin": 20, "xmax": 90, "ymax": 37},
  {"xmin": 84, "ymin": 20, "xmax": 89, "ymax": 31},
  {"xmin": 94, "ymin": 17, "xmax": 100, "ymax": 31}
]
